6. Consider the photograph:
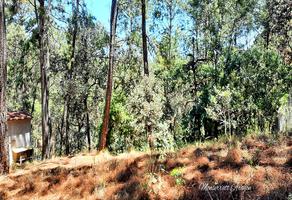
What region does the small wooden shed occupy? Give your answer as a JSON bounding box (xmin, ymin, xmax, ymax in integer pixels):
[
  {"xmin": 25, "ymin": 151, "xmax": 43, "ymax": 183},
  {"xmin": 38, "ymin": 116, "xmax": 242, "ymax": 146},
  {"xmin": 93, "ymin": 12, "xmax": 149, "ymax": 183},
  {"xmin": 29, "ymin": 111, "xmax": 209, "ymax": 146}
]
[
  {"xmin": 278, "ymin": 92, "xmax": 292, "ymax": 134},
  {"xmin": 7, "ymin": 111, "xmax": 33, "ymax": 165}
]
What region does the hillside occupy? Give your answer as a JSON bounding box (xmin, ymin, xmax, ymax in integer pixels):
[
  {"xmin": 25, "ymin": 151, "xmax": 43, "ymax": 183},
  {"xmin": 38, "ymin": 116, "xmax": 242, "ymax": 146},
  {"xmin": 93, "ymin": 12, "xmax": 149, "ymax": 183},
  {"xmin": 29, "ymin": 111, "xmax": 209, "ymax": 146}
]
[{"xmin": 0, "ymin": 135, "xmax": 291, "ymax": 200}]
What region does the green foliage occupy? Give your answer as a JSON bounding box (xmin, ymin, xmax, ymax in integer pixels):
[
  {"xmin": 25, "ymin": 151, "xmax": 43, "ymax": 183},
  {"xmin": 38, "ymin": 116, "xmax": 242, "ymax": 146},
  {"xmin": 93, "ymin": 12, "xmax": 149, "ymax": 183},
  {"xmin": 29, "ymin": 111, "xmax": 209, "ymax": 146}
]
[
  {"xmin": 127, "ymin": 75, "xmax": 175, "ymax": 151},
  {"xmin": 206, "ymin": 87, "xmax": 233, "ymax": 135},
  {"xmin": 170, "ymin": 167, "xmax": 185, "ymax": 185},
  {"xmin": 170, "ymin": 167, "xmax": 184, "ymax": 177},
  {"xmin": 4, "ymin": 0, "xmax": 290, "ymax": 156},
  {"xmin": 108, "ymin": 93, "xmax": 134, "ymax": 153}
]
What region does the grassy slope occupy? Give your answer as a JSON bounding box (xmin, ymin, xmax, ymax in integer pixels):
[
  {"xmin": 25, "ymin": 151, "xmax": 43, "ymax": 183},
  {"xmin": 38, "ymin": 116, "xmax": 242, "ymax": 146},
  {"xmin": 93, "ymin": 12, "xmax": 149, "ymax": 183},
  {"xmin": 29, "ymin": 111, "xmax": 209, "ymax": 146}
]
[{"xmin": 0, "ymin": 134, "xmax": 291, "ymax": 200}]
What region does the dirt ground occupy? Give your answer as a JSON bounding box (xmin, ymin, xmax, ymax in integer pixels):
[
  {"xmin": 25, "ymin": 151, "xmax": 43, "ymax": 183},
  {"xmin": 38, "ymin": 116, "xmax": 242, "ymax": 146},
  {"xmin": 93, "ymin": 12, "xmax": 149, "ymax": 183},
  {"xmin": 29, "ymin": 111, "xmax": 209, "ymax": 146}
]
[{"xmin": 0, "ymin": 134, "xmax": 291, "ymax": 200}]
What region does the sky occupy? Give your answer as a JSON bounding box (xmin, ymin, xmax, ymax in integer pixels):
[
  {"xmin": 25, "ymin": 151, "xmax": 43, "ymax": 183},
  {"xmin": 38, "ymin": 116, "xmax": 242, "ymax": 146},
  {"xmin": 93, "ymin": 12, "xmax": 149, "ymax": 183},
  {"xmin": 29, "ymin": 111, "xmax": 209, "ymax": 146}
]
[
  {"xmin": 83, "ymin": 0, "xmax": 257, "ymax": 49},
  {"xmin": 85, "ymin": 0, "xmax": 111, "ymax": 31}
]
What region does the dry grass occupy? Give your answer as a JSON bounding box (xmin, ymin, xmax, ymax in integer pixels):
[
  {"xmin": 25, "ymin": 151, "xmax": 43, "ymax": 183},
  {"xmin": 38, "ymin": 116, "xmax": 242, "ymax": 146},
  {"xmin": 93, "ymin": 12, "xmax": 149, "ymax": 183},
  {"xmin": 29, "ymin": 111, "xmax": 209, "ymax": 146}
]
[
  {"xmin": 224, "ymin": 147, "xmax": 242, "ymax": 166},
  {"xmin": 0, "ymin": 135, "xmax": 291, "ymax": 200},
  {"xmin": 286, "ymin": 156, "xmax": 292, "ymax": 167}
]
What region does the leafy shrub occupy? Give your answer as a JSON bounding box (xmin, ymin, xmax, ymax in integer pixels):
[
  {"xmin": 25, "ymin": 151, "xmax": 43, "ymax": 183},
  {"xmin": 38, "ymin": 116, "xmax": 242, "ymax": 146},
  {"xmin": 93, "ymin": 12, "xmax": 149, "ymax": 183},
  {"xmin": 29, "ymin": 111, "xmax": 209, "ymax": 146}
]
[
  {"xmin": 127, "ymin": 75, "xmax": 174, "ymax": 151},
  {"xmin": 170, "ymin": 167, "xmax": 185, "ymax": 185}
]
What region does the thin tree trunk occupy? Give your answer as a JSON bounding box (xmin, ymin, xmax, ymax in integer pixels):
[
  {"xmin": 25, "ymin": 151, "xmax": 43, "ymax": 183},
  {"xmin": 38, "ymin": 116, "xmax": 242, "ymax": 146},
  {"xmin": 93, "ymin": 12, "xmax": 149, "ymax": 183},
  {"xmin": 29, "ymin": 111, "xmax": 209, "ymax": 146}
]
[
  {"xmin": 59, "ymin": 116, "xmax": 63, "ymax": 155},
  {"xmin": 83, "ymin": 29, "xmax": 91, "ymax": 152},
  {"xmin": 0, "ymin": 0, "xmax": 9, "ymax": 174},
  {"xmin": 30, "ymin": 86, "xmax": 37, "ymax": 115},
  {"xmin": 38, "ymin": 0, "xmax": 51, "ymax": 159},
  {"xmin": 265, "ymin": 22, "xmax": 270, "ymax": 49},
  {"xmin": 62, "ymin": 96, "xmax": 69, "ymax": 155},
  {"xmin": 195, "ymin": 14, "xmax": 199, "ymax": 57},
  {"xmin": 62, "ymin": 0, "xmax": 79, "ymax": 155},
  {"xmin": 168, "ymin": 0, "xmax": 173, "ymax": 64},
  {"xmin": 265, "ymin": 1, "xmax": 271, "ymax": 49},
  {"xmin": 99, "ymin": 0, "xmax": 118, "ymax": 151},
  {"xmin": 224, "ymin": 114, "xmax": 227, "ymax": 136},
  {"xmin": 141, "ymin": 0, "xmax": 149, "ymax": 76},
  {"xmin": 142, "ymin": 0, "xmax": 153, "ymax": 148},
  {"xmin": 84, "ymin": 95, "xmax": 91, "ymax": 151},
  {"xmin": 31, "ymin": 0, "xmax": 39, "ymax": 118},
  {"xmin": 46, "ymin": 0, "xmax": 54, "ymax": 156},
  {"xmin": 86, "ymin": 104, "xmax": 90, "ymax": 151}
]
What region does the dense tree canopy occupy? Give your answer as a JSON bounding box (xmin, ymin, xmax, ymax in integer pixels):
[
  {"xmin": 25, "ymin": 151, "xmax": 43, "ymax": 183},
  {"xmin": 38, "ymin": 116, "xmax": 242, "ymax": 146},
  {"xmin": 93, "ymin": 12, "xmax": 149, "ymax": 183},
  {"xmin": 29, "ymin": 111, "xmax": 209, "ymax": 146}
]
[{"xmin": 0, "ymin": 0, "xmax": 291, "ymax": 159}]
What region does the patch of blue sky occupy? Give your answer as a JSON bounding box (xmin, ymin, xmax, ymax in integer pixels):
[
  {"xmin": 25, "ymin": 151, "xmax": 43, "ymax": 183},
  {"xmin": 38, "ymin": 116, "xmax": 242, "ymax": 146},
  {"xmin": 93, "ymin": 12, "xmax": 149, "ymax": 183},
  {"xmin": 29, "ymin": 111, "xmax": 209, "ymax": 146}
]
[
  {"xmin": 84, "ymin": 0, "xmax": 111, "ymax": 31},
  {"xmin": 82, "ymin": 0, "xmax": 258, "ymax": 56}
]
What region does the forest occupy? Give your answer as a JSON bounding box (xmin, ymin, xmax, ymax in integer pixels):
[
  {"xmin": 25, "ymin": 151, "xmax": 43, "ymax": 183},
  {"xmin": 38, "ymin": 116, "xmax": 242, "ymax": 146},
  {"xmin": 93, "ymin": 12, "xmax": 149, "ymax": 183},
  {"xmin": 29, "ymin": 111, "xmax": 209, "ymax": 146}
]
[{"xmin": 0, "ymin": 0, "xmax": 291, "ymax": 199}]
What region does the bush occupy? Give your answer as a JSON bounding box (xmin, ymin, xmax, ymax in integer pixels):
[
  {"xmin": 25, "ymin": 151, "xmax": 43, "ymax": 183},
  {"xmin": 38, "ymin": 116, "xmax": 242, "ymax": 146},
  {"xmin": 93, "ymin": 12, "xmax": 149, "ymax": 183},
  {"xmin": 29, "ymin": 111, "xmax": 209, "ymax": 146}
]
[{"xmin": 127, "ymin": 75, "xmax": 174, "ymax": 151}]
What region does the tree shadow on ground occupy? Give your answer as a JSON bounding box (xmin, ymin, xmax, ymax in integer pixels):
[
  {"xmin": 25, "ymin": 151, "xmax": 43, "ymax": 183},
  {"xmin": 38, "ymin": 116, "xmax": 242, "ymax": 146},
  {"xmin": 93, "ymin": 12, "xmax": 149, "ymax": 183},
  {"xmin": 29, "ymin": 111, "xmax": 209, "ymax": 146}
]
[{"xmin": 180, "ymin": 181, "xmax": 292, "ymax": 200}]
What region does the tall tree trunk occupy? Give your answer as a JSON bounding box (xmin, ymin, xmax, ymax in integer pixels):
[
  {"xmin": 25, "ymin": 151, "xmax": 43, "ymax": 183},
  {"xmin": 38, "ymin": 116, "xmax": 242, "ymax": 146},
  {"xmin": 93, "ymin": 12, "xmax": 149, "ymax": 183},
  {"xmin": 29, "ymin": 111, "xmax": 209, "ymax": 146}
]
[
  {"xmin": 265, "ymin": 21, "xmax": 270, "ymax": 49},
  {"xmin": 99, "ymin": 0, "xmax": 118, "ymax": 150},
  {"xmin": 81, "ymin": 33, "xmax": 91, "ymax": 152},
  {"xmin": 195, "ymin": 14, "xmax": 199, "ymax": 57},
  {"xmin": 62, "ymin": 96, "xmax": 69, "ymax": 155},
  {"xmin": 47, "ymin": 0, "xmax": 54, "ymax": 155},
  {"xmin": 60, "ymin": 101, "xmax": 69, "ymax": 154},
  {"xmin": 83, "ymin": 27, "xmax": 91, "ymax": 152},
  {"xmin": 62, "ymin": 0, "xmax": 79, "ymax": 155},
  {"xmin": 85, "ymin": 99, "xmax": 91, "ymax": 151},
  {"xmin": 84, "ymin": 76, "xmax": 91, "ymax": 152},
  {"xmin": 38, "ymin": 0, "xmax": 51, "ymax": 159},
  {"xmin": 265, "ymin": 0, "xmax": 271, "ymax": 49},
  {"xmin": 141, "ymin": 0, "xmax": 149, "ymax": 76},
  {"xmin": 0, "ymin": 0, "xmax": 9, "ymax": 174},
  {"xmin": 141, "ymin": 0, "xmax": 153, "ymax": 148},
  {"xmin": 168, "ymin": 0, "xmax": 173, "ymax": 65}
]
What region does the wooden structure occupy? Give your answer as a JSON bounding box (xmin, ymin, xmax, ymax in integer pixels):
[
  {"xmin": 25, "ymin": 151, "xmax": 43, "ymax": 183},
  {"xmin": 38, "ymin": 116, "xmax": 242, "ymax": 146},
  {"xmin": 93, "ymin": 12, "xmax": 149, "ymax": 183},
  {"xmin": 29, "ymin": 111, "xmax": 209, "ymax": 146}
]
[
  {"xmin": 7, "ymin": 111, "xmax": 33, "ymax": 165},
  {"xmin": 279, "ymin": 92, "xmax": 292, "ymax": 134}
]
